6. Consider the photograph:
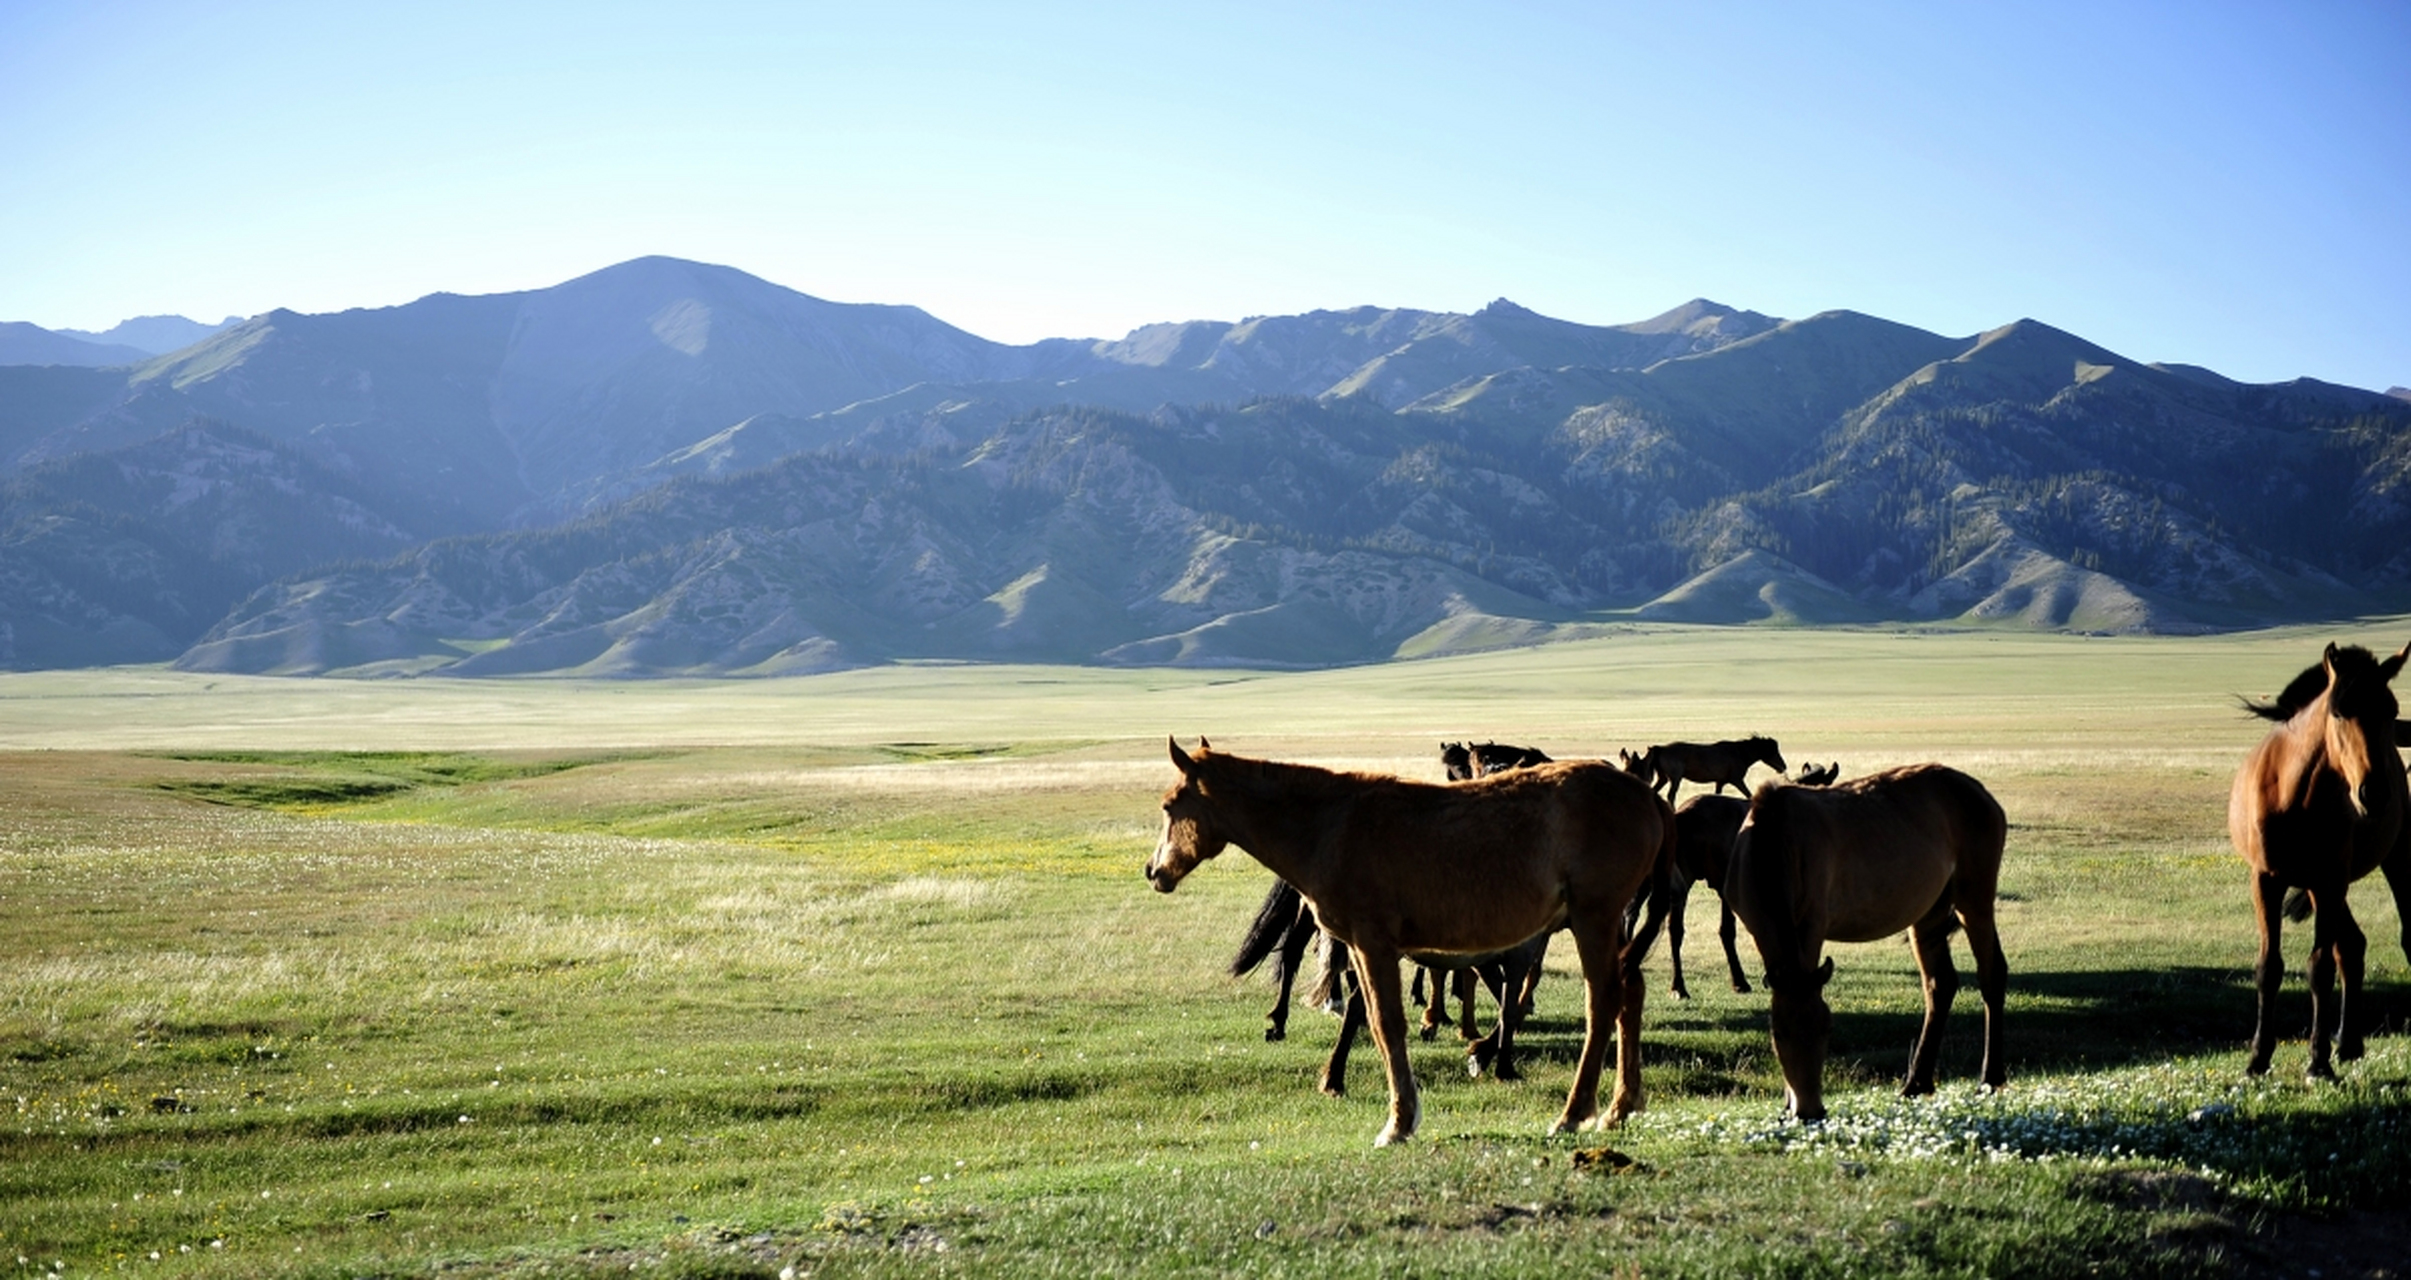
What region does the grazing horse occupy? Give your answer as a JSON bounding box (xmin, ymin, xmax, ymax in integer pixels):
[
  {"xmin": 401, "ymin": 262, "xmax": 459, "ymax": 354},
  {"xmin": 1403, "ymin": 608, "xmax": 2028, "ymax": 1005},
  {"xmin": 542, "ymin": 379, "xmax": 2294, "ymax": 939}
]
[
  {"xmin": 1792, "ymin": 761, "xmax": 1840, "ymax": 787},
  {"xmin": 1727, "ymin": 764, "xmax": 2008, "ymax": 1121},
  {"xmin": 2229, "ymin": 641, "xmax": 2411, "ymax": 1079},
  {"xmin": 1650, "ymin": 736, "xmax": 1786, "ymax": 804},
  {"xmin": 1149, "ymin": 738, "xmax": 1671, "ymax": 1144}
]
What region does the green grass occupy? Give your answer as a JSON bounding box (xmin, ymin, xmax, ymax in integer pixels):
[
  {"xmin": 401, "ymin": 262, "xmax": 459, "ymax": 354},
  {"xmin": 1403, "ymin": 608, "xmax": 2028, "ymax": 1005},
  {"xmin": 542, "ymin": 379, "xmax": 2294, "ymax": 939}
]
[{"xmin": 4, "ymin": 625, "xmax": 2409, "ymax": 1276}]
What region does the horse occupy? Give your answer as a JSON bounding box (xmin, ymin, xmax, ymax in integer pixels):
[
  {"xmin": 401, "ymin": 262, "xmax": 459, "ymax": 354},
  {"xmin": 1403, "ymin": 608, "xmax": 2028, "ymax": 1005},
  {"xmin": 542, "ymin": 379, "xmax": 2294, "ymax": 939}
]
[
  {"xmin": 1149, "ymin": 738, "xmax": 1672, "ymax": 1144},
  {"xmin": 1227, "ymin": 740, "xmax": 1553, "ymax": 1069},
  {"xmin": 1662, "ymin": 794, "xmax": 1752, "ymax": 999},
  {"xmin": 1472, "ymin": 741, "xmax": 1554, "ymax": 773},
  {"xmin": 2229, "ymin": 641, "xmax": 2411, "ymax": 1079},
  {"xmin": 1659, "ymin": 763, "xmax": 1845, "ymax": 999},
  {"xmin": 1650, "ymin": 736, "xmax": 1786, "ymax": 804},
  {"xmin": 1727, "ymin": 764, "xmax": 2008, "ymax": 1121}
]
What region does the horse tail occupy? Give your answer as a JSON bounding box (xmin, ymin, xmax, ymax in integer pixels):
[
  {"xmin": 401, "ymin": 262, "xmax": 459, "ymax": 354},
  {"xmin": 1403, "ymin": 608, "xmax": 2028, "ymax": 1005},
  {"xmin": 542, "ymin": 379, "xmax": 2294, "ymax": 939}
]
[
  {"xmin": 1304, "ymin": 931, "xmax": 1345, "ymax": 1010},
  {"xmin": 1621, "ymin": 793, "xmax": 1683, "ymax": 978},
  {"xmin": 2282, "ymin": 886, "xmax": 2313, "ymax": 923},
  {"xmin": 1229, "ymin": 879, "xmax": 1304, "ymax": 978}
]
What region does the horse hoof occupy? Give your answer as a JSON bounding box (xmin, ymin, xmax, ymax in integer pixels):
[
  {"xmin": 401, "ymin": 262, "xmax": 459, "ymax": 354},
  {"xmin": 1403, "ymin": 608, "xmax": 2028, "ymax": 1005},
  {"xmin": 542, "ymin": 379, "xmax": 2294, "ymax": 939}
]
[
  {"xmin": 1320, "ymin": 1081, "xmax": 1345, "ymax": 1099},
  {"xmin": 1495, "ymin": 1061, "xmax": 1521, "ymax": 1082},
  {"xmin": 1732, "ymin": 980, "xmax": 1753, "ymax": 995},
  {"xmin": 1418, "ymin": 1025, "xmax": 1437, "ymax": 1042},
  {"xmin": 1669, "ymin": 984, "xmax": 1691, "ymax": 1001},
  {"xmin": 2306, "ymin": 1062, "xmax": 2337, "ymax": 1083},
  {"xmin": 2340, "ymin": 1041, "xmax": 2366, "ymax": 1063},
  {"xmin": 2244, "ymin": 1057, "xmax": 2272, "ymax": 1078},
  {"xmin": 1900, "ymin": 1080, "xmax": 1935, "ymax": 1098},
  {"xmin": 1264, "ymin": 1028, "xmax": 1285, "ymax": 1043}
]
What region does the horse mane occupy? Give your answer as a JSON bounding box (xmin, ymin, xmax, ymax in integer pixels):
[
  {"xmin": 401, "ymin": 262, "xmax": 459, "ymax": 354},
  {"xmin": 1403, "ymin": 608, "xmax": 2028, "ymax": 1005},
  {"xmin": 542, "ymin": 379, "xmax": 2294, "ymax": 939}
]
[
  {"xmin": 2241, "ymin": 647, "xmax": 2383, "ymax": 722},
  {"xmin": 1196, "ymin": 749, "xmax": 1387, "ymax": 802}
]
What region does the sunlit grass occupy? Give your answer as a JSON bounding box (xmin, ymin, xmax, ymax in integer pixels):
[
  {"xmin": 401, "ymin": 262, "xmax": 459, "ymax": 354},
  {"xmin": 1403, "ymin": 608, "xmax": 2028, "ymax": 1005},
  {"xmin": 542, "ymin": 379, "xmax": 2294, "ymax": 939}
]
[{"xmin": 3, "ymin": 627, "xmax": 2409, "ymax": 1275}]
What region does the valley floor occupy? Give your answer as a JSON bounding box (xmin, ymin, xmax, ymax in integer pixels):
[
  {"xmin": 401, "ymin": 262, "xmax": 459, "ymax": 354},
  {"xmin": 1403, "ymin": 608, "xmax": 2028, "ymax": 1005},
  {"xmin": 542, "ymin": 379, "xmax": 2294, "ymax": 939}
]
[{"xmin": 3, "ymin": 625, "xmax": 2409, "ymax": 1277}]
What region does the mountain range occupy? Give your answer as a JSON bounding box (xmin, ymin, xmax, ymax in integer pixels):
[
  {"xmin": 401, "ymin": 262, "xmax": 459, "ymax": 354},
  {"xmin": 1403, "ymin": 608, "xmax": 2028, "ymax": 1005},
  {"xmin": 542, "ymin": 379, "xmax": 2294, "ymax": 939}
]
[{"xmin": 3, "ymin": 256, "xmax": 2406, "ymax": 675}]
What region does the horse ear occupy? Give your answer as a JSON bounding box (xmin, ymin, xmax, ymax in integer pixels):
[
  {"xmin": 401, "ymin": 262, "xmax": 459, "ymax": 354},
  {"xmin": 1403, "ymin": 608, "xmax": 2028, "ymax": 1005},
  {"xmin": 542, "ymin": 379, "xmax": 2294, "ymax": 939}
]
[
  {"xmin": 1198, "ymin": 735, "xmax": 1212, "ymax": 752},
  {"xmin": 1816, "ymin": 957, "xmax": 1835, "ymax": 987},
  {"xmin": 1169, "ymin": 736, "xmax": 1197, "ymax": 775},
  {"xmin": 2384, "ymin": 641, "xmax": 2411, "ymax": 680}
]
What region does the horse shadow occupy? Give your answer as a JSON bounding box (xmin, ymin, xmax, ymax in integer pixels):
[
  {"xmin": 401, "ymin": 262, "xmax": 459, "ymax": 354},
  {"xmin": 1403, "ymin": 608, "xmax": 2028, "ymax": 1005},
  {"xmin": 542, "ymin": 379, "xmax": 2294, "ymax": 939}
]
[{"xmin": 1399, "ymin": 964, "xmax": 2411, "ymax": 1097}]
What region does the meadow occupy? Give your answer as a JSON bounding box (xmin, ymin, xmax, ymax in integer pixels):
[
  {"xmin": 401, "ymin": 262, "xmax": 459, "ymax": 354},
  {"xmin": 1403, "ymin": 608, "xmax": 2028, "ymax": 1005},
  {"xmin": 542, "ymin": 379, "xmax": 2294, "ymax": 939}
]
[{"xmin": 3, "ymin": 625, "xmax": 2408, "ymax": 1277}]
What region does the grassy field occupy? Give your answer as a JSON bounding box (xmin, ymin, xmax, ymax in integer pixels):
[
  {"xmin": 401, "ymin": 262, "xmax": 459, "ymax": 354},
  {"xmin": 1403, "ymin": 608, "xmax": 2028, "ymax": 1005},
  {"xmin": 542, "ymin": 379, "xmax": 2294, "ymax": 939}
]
[{"xmin": 4, "ymin": 624, "xmax": 2410, "ymax": 1277}]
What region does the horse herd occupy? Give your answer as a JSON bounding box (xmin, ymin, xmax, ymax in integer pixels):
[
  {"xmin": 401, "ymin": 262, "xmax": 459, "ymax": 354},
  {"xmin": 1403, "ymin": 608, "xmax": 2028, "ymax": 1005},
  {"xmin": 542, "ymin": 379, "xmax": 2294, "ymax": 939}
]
[{"xmin": 1145, "ymin": 641, "xmax": 2411, "ymax": 1146}]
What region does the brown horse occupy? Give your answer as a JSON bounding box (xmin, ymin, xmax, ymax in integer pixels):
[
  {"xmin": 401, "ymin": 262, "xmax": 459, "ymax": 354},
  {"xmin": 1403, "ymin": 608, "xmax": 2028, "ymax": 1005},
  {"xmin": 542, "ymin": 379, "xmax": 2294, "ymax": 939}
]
[
  {"xmin": 2230, "ymin": 641, "xmax": 2411, "ymax": 1079},
  {"xmin": 1149, "ymin": 738, "xmax": 1671, "ymax": 1144},
  {"xmin": 1651, "ymin": 736, "xmax": 1787, "ymax": 804},
  {"xmin": 1727, "ymin": 764, "xmax": 2008, "ymax": 1121},
  {"xmin": 1792, "ymin": 761, "xmax": 1840, "ymax": 786}
]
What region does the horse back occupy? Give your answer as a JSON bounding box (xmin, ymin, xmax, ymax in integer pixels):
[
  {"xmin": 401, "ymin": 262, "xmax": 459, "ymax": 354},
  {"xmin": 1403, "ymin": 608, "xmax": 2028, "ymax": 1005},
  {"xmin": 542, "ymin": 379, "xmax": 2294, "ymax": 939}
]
[
  {"xmin": 1316, "ymin": 761, "xmax": 1666, "ymax": 954},
  {"xmin": 1755, "ymin": 764, "xmax": 2004, "ymax": 945},
  {"xmin": 1673, "ymin": 794, "xmax": 1748, "ymax": 886}
]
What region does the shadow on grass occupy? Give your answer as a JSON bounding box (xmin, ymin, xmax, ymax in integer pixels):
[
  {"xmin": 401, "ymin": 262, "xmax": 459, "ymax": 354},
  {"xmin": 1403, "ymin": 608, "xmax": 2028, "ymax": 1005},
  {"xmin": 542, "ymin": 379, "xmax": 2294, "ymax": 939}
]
[{"xmin": 1332, "ymin": 964, "xmax": 2411, "ymax": 1097}]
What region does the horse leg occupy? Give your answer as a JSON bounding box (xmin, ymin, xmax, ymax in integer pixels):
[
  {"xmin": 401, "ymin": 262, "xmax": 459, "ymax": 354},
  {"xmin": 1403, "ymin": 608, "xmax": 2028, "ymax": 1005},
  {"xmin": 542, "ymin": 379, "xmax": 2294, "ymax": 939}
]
[
  {"xmin": 1472, "ymin": 953, "xmax": 1532, "ymax": 1081},
  {"xmin": 1318, "ymin": 964, "xmax": 1367, "ymax": 1097},
  {"xmin": 2303, "ymin": 888, "xmax": 2367, "ymax": 1075},
  {"xmin": 2333, "ymin": 895, "xmax": 2368, "ymax": 1064},
  {"xmin": 1551, "ymin": 918, "xmax": 1634, "ymax": 1132},
  {"xmin": 1515, "ymin": 934, "xmax": 1547, "ymax": 1017},
  {"xmin": 1718, "ymin": 892, "xmax": 1752, "ymax": 994},
  {"xmin": 1960, "ymin": 902, "xmax": 2010, "ymax": 1090},
  {"xmin": 1454, "ymin": 966, "xmax": 1480, "ymax": 1041},
  {"xmin": 2382, "ymin": 846, "xmax": 2411, "ymax": 970},
  {"xmin": 1902, "ymin": 904, "xmax": 1961, "ymax": 1096},
  {"xmin": 1348, "ymin": 944, "xmax": 1420, "ymax": 1146},
  {"xmin": 1665, "ymin": 877, "xmax": 1693, "ymax": 1000},
  {"xmin": 1264, "ymin": 909, "xmax": 1315, "ymax": 1042},
  {"xmin": 1417, "ymin": 965, "xmax": 1458, "ymax": 1040},
  {"xmin": 2246, "ymin": 873, "xmax": 2286, "ymax": 1077}
]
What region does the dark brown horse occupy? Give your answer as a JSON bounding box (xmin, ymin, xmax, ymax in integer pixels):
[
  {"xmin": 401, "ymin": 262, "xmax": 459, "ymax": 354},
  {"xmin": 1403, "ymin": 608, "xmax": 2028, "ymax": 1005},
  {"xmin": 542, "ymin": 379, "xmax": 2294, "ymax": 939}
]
[
  {"xmin": 1663, "ymin": 794, "xmax": 1751, "ymax": 999},
  {"xmin": 1650, "ymin": 736, "xmax": 1786, "ymax": 804},
  {"xmin": 1792, "ymin": 761, "xmax": 1840, "ymax": 786},
  {"xmin": 2230, "ymin": 641, "xmax": 2411, "ymax": 1079},
  {"xmin": 1727, "ymin": 764, "xmax": 2008, "ymax": 1121},
  {"xmin": 1150, "ymin": 738, "xmax": 1671, "ymax": 1143}
]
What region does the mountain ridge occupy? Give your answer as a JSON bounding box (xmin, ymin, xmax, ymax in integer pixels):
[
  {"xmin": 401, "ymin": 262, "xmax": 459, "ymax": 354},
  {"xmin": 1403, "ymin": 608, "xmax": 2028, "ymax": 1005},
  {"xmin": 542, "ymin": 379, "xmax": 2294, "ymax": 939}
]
[{"xmin": 4, "ymin": 255, "xmax": 2406, "ymax": 673}]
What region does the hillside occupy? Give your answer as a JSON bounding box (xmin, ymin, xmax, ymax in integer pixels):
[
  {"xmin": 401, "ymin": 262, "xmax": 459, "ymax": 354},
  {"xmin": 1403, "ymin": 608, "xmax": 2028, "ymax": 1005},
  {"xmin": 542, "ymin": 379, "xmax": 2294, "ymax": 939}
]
[{"xmin": 4, "ymin": 256, "xmax": 2408, "ymax": 672}]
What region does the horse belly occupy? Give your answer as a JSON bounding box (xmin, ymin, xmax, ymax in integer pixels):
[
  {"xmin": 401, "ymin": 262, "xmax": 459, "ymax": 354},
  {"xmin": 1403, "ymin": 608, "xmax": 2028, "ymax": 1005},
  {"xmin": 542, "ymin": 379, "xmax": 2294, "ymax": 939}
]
[{"xmin": 1822, "ymin": 859, "xmax": 1955, "ymax": 944}]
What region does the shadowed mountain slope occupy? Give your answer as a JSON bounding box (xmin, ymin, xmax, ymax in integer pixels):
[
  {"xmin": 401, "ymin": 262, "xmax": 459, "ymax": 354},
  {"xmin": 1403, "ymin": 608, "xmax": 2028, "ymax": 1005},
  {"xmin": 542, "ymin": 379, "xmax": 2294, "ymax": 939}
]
[{"xmin": 6, "ymin": 257, "xmax": 2408, "ymax": 671}]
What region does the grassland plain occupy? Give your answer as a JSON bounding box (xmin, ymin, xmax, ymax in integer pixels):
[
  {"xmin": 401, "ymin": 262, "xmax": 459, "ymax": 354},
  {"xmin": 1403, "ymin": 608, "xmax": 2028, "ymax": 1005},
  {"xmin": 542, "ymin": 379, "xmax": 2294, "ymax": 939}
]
[{"xmin": 2, "ymin": 624, "xmax": 2409, "ymax": 1278}]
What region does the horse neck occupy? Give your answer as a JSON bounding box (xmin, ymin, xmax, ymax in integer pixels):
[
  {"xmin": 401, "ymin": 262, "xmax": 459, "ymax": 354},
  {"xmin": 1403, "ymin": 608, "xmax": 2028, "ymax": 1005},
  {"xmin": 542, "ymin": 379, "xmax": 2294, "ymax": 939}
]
[{"xmin": 1202, "ymin": 762, "xmax": 1342, "ymax": 895}]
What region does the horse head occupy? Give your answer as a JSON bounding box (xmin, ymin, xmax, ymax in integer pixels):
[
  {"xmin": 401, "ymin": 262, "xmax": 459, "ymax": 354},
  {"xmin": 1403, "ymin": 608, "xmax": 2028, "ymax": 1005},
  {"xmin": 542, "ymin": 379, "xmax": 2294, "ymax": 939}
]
[
  {"xmin": 1440, "ymin": 741, "xmax": 1475, "ymax": 781},
  {"xmin": 1148, "ymin": 737, "xmax": 1230, "ymax": 892},
  {"xmin": 1763, "ymin": 955, "xmax": 1837, "ymax": 1121},
  {"xmin": 1618, "ymin": 748, "xmax": 1657, "ymax": 784},
  {"xmin": 2317, "ymin": 642, "xmax": 2411, "ymax": 817},
  {"xmin": 1753, "ymin": 736, "xmax": 1789, "ymax": 775}
]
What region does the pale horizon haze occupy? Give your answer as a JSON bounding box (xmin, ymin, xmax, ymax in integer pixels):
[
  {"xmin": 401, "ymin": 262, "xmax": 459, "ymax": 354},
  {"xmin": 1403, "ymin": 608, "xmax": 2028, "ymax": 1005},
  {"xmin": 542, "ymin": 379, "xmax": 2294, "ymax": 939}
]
[{"xmin": 2, "ymin": 1, "xmax": 2405, "ymax": 390}]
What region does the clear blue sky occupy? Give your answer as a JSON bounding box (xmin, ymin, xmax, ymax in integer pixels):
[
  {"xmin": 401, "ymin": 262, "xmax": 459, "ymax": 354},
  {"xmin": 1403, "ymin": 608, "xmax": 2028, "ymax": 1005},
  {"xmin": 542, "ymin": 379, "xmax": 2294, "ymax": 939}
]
[{"xmin": 3, "ymin": 1, "xmax": 2405, "ymax": 390}]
